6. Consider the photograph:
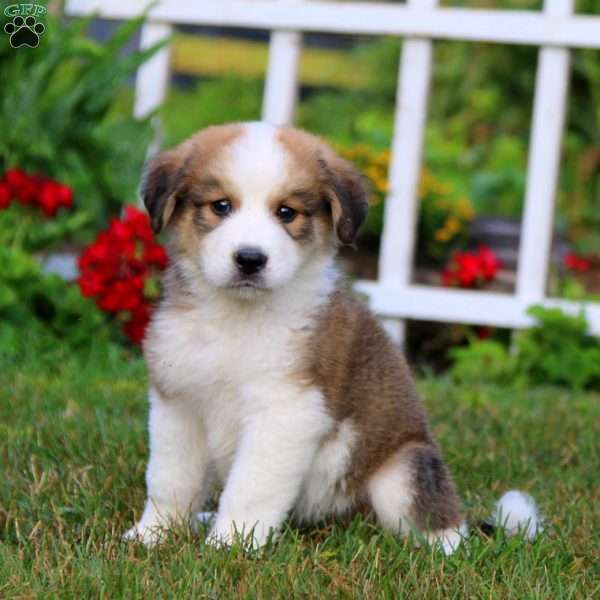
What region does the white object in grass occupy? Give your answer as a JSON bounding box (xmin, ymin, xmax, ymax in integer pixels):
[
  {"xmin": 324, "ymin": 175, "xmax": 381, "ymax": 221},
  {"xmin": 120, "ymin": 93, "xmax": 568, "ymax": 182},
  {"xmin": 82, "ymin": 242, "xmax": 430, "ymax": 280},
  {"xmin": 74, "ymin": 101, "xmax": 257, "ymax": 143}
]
[{"xmin": 493, "ymin": 490, "xmax": 542, "ymax": 540}]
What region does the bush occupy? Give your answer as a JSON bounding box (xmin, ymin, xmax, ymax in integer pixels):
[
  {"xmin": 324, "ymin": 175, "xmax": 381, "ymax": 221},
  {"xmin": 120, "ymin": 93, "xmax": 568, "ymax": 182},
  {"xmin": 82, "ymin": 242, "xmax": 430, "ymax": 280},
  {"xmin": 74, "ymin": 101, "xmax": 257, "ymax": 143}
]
[
  {"xmin": 450, "ymin": 305, "xmax": 600, "ymax": 389},
  {"xmin": 516, "ymin": 306, "xmax": 600, "ymax": 389},
  {"xmin": 0, "ymin": 246, "xmax": 111, "ymax": 363},
  {"xmin": 338, "ymin": 144, "xmax": 473, "ymax": 258},
  {"xmin": 450, "ymin": 339, "xmax": 515, "ymax": 384},
  {"xmin": 0, "ymin": 168, "xmax": 90, "ymax": 253},
  {"xmin": 0, "ymin": 13, "xmax": 168, "ymax": 356},
  {"xmin": 301, "ymin": 26, "xmax": 598, "ymax": 251},
  {"xmin": 0, "ymin": 13, "xmax": 163, "ymax": 239}
]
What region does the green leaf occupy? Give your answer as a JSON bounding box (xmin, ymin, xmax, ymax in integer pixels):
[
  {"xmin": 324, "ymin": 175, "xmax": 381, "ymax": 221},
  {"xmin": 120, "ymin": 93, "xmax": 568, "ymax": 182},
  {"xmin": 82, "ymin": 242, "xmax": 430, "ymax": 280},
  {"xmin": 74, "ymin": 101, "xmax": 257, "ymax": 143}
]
[{"xmin": 0, "ymin": 282, "xmax": 17, "ymax": 309}]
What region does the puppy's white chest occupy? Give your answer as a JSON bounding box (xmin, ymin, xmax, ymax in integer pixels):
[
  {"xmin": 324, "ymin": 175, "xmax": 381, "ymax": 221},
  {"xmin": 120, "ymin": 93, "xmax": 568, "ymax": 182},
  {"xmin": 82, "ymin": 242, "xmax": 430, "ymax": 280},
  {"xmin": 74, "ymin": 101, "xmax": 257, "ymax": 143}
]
[
  {"xmin": 150, "ymin": 307, "xmax": 301, "ymax": 396},
  {"xmin": 146, "ymin": 302, "xmax": 314, "ymax": 474}
]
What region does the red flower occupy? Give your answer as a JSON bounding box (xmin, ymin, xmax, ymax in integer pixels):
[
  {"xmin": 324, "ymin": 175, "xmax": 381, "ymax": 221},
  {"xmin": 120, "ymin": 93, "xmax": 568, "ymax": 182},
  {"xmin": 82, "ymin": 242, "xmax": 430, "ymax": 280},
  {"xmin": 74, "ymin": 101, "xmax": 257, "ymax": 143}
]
[
  {"xmin": 109, "ymin": 217, "xmax": 133, "ymax": 243},
  {"xmin": 441, "ymin": 268, "xmax": 454, "ymax": 287},
  {"xmin": 38, "ymin": 180, "xmax": 61, "ymax": 217},
  {"xmin": 77, "ymin": 204, "xmax": 168, "ymax": 344},
  {"xmin": 144, "ymin": 243, "xmax": 168, "ymax": 270},
  {"xmin": 123, "ymin": 205, "xmax": 154, "ymax": 243},
  {"xmin": 56, "ymin": 183, "xmax": 73, "ymax": 209},
  {"xmin": 117, "ymin": 280, "xmax": 143, "ymax": 311},
  {"xmin": 98, "ymin": 280, "xmax": 142, "ymax": 312},
  {"xmin": 455, "ymin": 253, "xmax": 481, "ymax": 287},
  {"xmin": 14, "ymin": 177, "xmax": 37, "ymax": 205},
  {"xmin": 97, "ymin": 290, "xmax": 123, "ymax": 313},
  {"xmin": 122, "ymin": 319, "xmax": 147, "ymax": 344},
  {"xmin": 122, "ymin": 303, "xmax": 151, "ymax": 344},
  {"xmin": 0, "ymin": 182, "xmax": 11, "ymax": 209},
  {"xmin": 564, "ymin": 252, "xmax": 591, "ymax": 273},
  {"xmin": 130, "ymin": 275, "xmax": 145, "ymax": 293},
  {"xmin": 441, "ymin": 246, "xmax": 502, "ymax": 289},
  {"xmin": 478, "ymin": 245, "xmax": 501, "ymax": 280},
  {"xmin": 78, "ymin": 271, "xmax": 108, "ymax": 297},
  {"xmin": 1, "ymin": 168, "xmax": 74, "ymax": 216},
  {"xmin": 4, "ymin": 168, "xmax": 30, "ymax": 202},
  {"xmin": 78, "ymin": 232, "xmax": 116, "ymax": 270},
  {"xmin": 128, "ymin": 259, "xmax": 149, "ymax": 277},
  {"xmin": 477, "ymin": 326, "xmax": 493, "ymax": 339}
]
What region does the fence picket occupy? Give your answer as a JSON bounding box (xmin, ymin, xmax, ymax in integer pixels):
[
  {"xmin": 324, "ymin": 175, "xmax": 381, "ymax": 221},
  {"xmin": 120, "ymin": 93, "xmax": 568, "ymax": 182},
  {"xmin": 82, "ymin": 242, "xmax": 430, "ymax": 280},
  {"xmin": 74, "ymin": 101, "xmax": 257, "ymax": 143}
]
[
  {"xmin": 134, "ymin": 22, "xmax": 173, "ymax": 120},
  {"xmin": 262, "ymin": 0, "xmax": 303, "ymax": 126},
  {"xmin": 378, "ymin": 0, "xmax": 438, "ymax": 344},
  {"xmin": 516, "ymin": 0, "xmax": 574, "ymax": 303}
]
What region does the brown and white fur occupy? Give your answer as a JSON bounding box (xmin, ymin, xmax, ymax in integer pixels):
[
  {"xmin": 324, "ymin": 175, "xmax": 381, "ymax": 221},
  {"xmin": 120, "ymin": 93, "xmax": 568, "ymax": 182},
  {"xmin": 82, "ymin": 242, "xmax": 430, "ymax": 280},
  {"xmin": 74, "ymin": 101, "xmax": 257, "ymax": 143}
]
[{"xmin": 124, "ymin": 122, "xmax": 540, "ymax": 553}]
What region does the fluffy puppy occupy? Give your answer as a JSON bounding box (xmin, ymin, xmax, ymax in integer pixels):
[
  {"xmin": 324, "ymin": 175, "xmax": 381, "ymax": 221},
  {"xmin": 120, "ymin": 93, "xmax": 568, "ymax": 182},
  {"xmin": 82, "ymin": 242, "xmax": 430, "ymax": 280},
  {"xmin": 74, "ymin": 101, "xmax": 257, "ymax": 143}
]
[{"xmin": 124, "ymin": 122, "xmax": 538, "ymax": 552}]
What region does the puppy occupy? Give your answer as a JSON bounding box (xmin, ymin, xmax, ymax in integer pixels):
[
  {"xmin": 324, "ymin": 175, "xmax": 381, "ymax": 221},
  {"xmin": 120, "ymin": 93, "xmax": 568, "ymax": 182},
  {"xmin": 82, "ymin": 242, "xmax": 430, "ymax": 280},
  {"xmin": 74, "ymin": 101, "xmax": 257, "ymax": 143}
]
[{"xmin": 124, "ymin": 122, "xmax": 538, "ymax": 552}]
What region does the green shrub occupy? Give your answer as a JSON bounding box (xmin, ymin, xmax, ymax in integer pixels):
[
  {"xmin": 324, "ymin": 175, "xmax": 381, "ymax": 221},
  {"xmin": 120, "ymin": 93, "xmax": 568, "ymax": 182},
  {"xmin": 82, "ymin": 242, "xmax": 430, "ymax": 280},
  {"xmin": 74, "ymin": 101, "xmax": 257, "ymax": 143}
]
[
  {"xmin": 0, "ymin": 246, "xmax": 116, "ymax": 363},
  {"xmin": 296, "ymin": 27, "xmax": 598, "ymax": 249},
  {"xmin": 0, "ymin": 13, "xmax": 163, "ymax": 238},
  {"xmin": 0, "ymin": 197, "xmax": 91, "ymax": 253},
  {"xmin": 515, "ymin": 306, "xmax": 600, "ymax": 389},
  {"xmin": 450, "ymin": 305, "xmax": 600, "ymax": 389},
  {"xmin": 0, "ymin": 13, "xmax": 168, "ymax": 355},
  {"xmin": 450, "ymin": 339, "xmax": 515, "ymax": 384}
]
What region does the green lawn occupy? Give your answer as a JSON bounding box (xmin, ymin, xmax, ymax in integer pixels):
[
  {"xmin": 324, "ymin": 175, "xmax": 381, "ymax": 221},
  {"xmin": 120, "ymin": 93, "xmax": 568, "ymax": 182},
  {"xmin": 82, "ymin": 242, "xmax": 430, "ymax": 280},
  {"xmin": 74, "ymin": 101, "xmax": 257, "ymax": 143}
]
[{"xmin": 1, "ymin": 345, "xmax": 599, "ymax": 599}]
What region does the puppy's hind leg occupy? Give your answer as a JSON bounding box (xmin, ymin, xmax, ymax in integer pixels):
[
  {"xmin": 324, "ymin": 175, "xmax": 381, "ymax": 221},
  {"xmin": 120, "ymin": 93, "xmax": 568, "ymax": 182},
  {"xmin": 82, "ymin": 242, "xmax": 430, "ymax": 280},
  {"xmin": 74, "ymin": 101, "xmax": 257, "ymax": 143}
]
[{"xmin": 367, "ymin": 443, "xmax": 466, "ymax": 554}]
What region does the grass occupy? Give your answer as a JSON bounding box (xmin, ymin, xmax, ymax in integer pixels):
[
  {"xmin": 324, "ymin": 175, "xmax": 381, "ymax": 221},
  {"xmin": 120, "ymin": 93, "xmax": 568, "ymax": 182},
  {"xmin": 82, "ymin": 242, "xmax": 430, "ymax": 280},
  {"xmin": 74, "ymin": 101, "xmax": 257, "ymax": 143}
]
[{"xmin": 1, "ymin": 344, "xmax": 599, "ymax": 598}]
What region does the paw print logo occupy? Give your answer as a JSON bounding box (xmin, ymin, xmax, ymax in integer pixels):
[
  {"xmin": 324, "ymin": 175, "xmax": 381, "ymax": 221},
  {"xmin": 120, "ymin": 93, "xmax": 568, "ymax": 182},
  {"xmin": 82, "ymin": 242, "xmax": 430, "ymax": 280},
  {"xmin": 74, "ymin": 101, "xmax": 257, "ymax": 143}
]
[{"xmin": 4, "ymin": 15, "xmax": 45, "ymax": 48}]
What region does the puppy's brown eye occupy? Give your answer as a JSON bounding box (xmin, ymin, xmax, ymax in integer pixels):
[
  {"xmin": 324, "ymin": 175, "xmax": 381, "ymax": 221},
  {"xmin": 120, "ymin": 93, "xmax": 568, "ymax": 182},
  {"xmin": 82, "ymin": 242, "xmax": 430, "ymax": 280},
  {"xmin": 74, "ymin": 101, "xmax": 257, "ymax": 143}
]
[
  {"xmin": 276, "ymin": 205, "xmax": 297, "ymax": 223},
  {"xmin": 211, "ymin": 199, "xmax": 232, "ymax": 217}
]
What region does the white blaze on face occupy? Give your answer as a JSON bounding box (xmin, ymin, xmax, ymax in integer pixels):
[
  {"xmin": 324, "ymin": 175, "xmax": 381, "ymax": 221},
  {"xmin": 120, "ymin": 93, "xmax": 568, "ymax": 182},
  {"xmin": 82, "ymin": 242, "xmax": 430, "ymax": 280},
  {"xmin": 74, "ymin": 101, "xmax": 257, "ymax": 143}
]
[{"xmin": 198, "ymin": 122, "xmax": 306, "ymax": 291}]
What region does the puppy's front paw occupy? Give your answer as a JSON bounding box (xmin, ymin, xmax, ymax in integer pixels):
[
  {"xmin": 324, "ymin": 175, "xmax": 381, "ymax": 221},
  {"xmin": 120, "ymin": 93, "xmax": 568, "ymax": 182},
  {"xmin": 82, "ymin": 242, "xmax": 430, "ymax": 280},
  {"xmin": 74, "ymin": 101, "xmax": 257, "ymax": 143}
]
[
  {"xmin": 205, "ymin": 522, "xmax": 235, "ymax": 549},
  {"xmin": 122, "ymin": 522, "xmax": 165, "ymax": 547},
  {"xmin": 206, "ymin": 516, "xmax": 268, "ymax": 550}
]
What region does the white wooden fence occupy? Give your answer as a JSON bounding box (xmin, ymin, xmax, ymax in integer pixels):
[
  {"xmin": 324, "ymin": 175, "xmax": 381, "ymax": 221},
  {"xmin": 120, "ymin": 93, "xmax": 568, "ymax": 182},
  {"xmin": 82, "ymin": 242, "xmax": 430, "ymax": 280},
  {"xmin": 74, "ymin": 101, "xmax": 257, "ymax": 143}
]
[{"xmin": 66, "ymin": 0, "xmax": 600, "ymax": 341}]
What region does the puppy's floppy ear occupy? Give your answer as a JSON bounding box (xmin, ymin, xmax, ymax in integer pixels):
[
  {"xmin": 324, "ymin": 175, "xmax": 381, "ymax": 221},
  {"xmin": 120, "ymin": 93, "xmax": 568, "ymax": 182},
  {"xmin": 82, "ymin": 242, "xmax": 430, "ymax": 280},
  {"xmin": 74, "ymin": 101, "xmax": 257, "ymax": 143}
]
[
  {"xmin": 319, "ymin": 154, "xmax": 369, "ymax": 245},
  {"xmin": 141, "ymin": 149, "xmax": 187, "ymax": 234}
]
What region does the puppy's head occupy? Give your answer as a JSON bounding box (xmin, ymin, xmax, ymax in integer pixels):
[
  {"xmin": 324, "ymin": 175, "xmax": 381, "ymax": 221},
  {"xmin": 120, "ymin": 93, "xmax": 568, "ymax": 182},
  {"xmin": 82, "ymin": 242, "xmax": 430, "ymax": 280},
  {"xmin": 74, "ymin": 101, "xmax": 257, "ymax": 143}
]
[{"xmin": 142, "ymin": 122, "xmax": 368, "ymax": 295}]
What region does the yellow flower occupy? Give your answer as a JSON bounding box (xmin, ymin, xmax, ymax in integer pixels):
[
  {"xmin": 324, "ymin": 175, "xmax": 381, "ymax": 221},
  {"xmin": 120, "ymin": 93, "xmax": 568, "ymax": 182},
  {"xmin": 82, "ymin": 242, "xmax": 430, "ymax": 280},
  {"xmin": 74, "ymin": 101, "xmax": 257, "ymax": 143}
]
[
  {"xmin": 445, "ymin": 217, "xmax": 461, "ymax": 234},
  {"xmin": 377, "ymin": 178, "xmax": 389, "ymax": 193},
  {"xmin": 369, "ymin": 193, "xmax": 381, "ymax": 206},
  {"xmin": 365, "ymin": 166, "xmax": 381, "ymax": 182},
  {"xmin": 456, "ymin": 197, "xmax": 475, "ymax": 220},
  {"xmin": 435, "ymin": 229, "xmax": 451, "ymax": 242},
  {"xmin": 374, "ymin": 150, "xmax": 391, "ymax": 167},
  {"xmin": 432, "ymin": 181, "xmax": 452, "ymax": 195}
]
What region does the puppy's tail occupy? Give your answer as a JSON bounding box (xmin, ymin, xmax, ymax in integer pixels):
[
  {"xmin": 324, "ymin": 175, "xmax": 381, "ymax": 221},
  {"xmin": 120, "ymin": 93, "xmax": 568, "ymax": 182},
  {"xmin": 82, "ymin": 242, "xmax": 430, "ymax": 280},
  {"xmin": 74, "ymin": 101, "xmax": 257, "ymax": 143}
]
[{"xmin": 479, "ymin": 490, "xmax": 543, "ymax": 540}]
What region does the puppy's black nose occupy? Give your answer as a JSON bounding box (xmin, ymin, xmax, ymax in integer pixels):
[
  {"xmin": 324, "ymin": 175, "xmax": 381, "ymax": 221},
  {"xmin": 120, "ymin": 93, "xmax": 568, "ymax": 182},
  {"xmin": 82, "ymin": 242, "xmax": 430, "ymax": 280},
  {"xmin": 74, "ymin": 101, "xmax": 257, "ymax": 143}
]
[{"xmin": 234, "ymin": 247, "xmax": 268, "ymax": 275}]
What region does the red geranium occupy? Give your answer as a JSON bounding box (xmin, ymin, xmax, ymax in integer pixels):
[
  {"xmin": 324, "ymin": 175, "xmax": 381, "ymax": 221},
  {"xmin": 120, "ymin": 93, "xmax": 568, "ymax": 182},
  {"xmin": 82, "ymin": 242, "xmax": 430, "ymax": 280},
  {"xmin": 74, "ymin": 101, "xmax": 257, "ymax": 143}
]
[
  {"xmin": 478, "ymin": 245, "xmax": 502, "ymax": 280},
  {"xmin": 442, "ymin": 245, "xmax": 502, "ymax": 289},
  {"xmin": 77, "ymin": 205, "xmax": 168, "ymax": 344},
  {"xmin": 144, "ymin": 243, "xmax": 168, "ymax": 270},
  {"xmin": 0, "ymin": 168, "xmax": 74, "ymax": 217},
  {"xmin": 0, "ymin": 182, "xmax": 11, "ymax": 209},
  {"xmin": 123, "ymin": 304, "xmax": 151, "ymax": 344},
  {"xmin": 564, "ymin": 252, "xmax": 591, "ymax": 273}
]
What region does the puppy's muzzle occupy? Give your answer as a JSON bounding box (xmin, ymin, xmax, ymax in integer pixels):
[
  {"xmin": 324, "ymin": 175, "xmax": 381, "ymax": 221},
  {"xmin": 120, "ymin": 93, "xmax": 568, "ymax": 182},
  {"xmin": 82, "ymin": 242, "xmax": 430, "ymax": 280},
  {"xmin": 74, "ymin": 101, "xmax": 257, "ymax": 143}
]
[{"xmin": 234, "ymin": 247, "xmax": 268, "ymax": 276}]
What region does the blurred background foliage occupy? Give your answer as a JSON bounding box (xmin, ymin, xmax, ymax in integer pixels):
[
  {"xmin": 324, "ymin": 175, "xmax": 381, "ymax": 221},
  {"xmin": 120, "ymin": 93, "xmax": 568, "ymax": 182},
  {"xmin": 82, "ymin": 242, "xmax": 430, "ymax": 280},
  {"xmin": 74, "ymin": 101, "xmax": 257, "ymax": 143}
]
[
  {"xmin": 0, "ymin": 12, "xmax": 161, "ymax": 242},
  {"xmin": 146, "ymin": 0, "xmax": 599, "ymax": 257},
  {"xmin": 0, "ymin": 13, "xmax": 163, "ymax": 359},
  {"xmin": 0, "ymin": 1, "xmax": 599, "ymax": 368},
  {"xmin": 4, "ymin": 1, "xmax": 594, "ymax": 255}
]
